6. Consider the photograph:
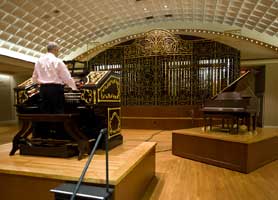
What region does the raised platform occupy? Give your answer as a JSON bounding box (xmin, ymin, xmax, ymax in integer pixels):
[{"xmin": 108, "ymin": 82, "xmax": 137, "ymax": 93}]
[
  {"xmin": 172, "ymin": 127, "xmax": 278, "ymax": 173},
  {"xmin": 0, "ymin": 141, "xmax": 156, "ymax": 200}
]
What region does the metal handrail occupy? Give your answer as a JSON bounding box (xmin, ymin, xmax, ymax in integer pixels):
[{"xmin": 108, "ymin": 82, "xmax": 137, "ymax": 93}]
[{"xmin": 70, "ymin": 128, "xmax": 110, "ymax": 200}]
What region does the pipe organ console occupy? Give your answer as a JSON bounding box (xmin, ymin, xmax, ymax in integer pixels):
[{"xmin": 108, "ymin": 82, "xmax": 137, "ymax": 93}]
[{"xmin": 11, "ymin": 70, "xmax": 122, "ymax": 159}]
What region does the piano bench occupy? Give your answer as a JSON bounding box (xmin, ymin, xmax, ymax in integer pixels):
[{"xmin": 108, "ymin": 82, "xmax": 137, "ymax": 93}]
[{"xmin": 203, "ymin": 112, "xmax": 256, "ymax": 134}]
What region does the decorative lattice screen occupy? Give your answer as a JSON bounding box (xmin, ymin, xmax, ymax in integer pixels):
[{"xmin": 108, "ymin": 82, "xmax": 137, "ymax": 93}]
[{"xmin": 89, "ymin": 29, "xmax": 240, "ymax": 106}]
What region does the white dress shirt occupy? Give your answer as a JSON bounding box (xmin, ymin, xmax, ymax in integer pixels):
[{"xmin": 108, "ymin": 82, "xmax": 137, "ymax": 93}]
[{"xmin": 32, "ymin": 52, "xmax": 77, "ymax": 90}]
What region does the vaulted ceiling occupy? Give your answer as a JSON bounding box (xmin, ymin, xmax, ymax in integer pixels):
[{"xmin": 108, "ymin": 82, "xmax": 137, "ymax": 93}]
[{"xmin": 0, "ymin": 0, "xmax": 277, "ymax": 66}]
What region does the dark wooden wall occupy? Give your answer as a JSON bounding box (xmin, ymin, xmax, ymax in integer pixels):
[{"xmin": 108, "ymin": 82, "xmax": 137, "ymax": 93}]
[{"xmin": 121, "ymin": 105, "xmax": 203, "ymax": 129}]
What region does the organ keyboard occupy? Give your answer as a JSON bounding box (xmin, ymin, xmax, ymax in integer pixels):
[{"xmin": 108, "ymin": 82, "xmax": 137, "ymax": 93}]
[{"xmin": 64, "ymin": 91, "xmax": 81, "ymax": 104}]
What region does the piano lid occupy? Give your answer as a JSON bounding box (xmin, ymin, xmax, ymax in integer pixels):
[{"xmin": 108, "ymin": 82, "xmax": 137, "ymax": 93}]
[{"xmin": 211, "ymin": 71, "xmax": 255, "ymax": 100}]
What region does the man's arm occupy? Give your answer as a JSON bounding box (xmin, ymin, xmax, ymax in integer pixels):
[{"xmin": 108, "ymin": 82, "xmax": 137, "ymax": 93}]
[
  {"xmin": 32, "ymin": 62, "xmax": 39, "ymax": 83},
  {"xmin": 58, "ymin": 61, "xmax": 78, "ymax": 90}
]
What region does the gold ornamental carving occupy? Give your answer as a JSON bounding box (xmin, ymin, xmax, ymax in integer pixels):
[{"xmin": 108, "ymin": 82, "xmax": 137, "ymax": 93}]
[
  {"xmin": 18, "ymin": 90, "xmax": 28, "ymax": 104},
  {"xmin": 80, "ymin": 89, "xmax": 95, "ymax": 104},
  {"xmin": 85, "ymin": 71, "xmax": 108, "ymax": 85},
  {"xmin": 108, "ymin": 107, "xmax": 121, "ymax": 138},
  {"xmin": 138, "ymin": 29, "xmax": 179, "ymax": 55},
  {"xmin": 125, "ymin": 29, "xmax": 192, "ymax": 58},
  {"xmin": 98, "ymin": 76, "xmax": 120, "ymax": 102}
]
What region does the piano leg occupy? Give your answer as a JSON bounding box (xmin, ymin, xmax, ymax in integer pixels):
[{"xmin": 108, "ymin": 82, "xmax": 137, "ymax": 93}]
[
  {"xmin": 236, "ymin": 116, "xmax": 239, "ymax": 134},
  {"xmin": 204, "ymin": 116, "xmax": 207, "ymax": 132},
  {"xmin": 230, "ymin": 117, "xmax": 235, "ymax": 133},
  {"xmin": 252, "ymin": 114, "xmax": 256, "ymax": 131},
  {"xmin": 246, "ymin": 115, "xmax": 251, "ymax": 132},
  {"xmin": 209, "ymin": 118, "xmax": 212, "ymax": 131}
]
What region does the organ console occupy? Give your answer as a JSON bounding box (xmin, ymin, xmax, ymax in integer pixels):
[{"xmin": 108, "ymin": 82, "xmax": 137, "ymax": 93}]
[
  {"xmin": 11, "ymin": 69, "xmax": 122, "ymax": 159},
  {"xmin": 201, "ymin": 71, "xmax": 258, "ymax": 133}
]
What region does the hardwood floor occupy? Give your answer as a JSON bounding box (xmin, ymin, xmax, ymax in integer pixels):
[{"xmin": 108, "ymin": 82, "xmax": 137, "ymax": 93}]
[
  {"xmin": 0, "ymin": 121, "xmax": 19, "ymax": 145},
  {"xmin": 1, "ymin": 123, "xmax": 278, "ymax": 200},
  {"xmin": 123, "ymin": 129, "xmax": 278, "ymax": 200}
]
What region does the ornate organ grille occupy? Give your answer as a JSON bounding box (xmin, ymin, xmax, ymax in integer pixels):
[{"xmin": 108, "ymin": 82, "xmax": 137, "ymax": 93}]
[{"xmin": 88, "ymin": 29, "xmax": 240, "ymax": 106}]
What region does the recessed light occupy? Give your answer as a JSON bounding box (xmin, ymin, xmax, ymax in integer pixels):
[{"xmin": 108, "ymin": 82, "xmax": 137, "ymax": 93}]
[
  {"xmin": 53, "ymin": 9, "xmax": 60, "ymax": 14},
  {"xmin": 164, "ymin": 14, "xmax": 173, "ymax": 17},
  {"xmin": 164, "ymin": 5, "xmax": 168, "ymax": 8},
  {"xmin": 146, "ymin": 16, "xmax": 154, "ymax": 20}
]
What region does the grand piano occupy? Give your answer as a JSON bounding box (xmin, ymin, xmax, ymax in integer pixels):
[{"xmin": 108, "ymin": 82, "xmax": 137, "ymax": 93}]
[
  {"xmin": 202, "ymin": 71, "xmax": 258, "ymax": 133},
  {"xmin": 11, "ymin": 70, "xmax": 122, "ymax": 159}
]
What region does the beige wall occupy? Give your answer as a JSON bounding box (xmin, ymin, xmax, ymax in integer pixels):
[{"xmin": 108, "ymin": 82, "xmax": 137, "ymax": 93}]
[
  {"xmin": 0, "ymin": 73, "xmax": 31, "ymax": 122},
  {"xmin": 0, "ymin": 74, "xmax": 14, "ymax": 121},
  {"xmin": 264, "ymin": 63, "xmax": 278, "ymax": 127}
]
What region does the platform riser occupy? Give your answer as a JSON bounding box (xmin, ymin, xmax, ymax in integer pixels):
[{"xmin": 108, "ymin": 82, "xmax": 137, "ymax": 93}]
[{"xmin": 172, "ymin": 131, "xmax": 278, "ymax": 173}]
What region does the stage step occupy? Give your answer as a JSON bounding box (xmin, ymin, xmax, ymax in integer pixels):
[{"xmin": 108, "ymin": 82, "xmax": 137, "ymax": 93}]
[{"xmin": 51, "ymin": 183, "xmax": 114, "ymax": 200}]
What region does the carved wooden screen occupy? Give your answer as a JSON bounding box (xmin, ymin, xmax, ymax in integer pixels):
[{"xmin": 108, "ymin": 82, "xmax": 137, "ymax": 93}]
[
  {"xmin": 193, "ymin": 41, "xmax": 240, "ymax": 103},
  {"xmin": 122, "ymin": 30, "xmax": 193, "ymax": 105},
  {"xmin": 88, "ymin": 29, "xmax": 240, "ymax": 106}
]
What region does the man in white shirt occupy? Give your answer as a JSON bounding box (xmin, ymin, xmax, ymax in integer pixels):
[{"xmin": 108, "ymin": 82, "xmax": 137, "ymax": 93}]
[{"xmin": 32, "ymin": 42, "xmax": 77, "ymax": 113}]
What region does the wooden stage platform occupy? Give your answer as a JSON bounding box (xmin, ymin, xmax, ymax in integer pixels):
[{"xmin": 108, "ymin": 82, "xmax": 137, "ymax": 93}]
[
  {"xmin": 172, "ymin": 127, "xmax": 278, "ymax": 173},
  {"xmin": 0, "ymin": 141, "xmax": 156, "ymax": 200}
]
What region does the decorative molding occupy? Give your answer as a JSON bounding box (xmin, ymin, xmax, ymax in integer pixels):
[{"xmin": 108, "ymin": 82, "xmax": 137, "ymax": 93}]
[{"xmin": 75, "ymin": 29, "xmax": 278, "ymax": 62}]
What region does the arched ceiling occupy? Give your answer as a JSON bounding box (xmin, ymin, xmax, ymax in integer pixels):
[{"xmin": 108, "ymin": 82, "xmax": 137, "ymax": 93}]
[{"xmin": 0, "ymin": 0, "xmax": 277, "ymax": 63}]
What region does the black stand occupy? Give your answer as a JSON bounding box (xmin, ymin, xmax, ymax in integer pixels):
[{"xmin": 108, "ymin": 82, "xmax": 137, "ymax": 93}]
[{"xmin": 51, "ymin": 128, "xmax": 113, "ymax": 200}]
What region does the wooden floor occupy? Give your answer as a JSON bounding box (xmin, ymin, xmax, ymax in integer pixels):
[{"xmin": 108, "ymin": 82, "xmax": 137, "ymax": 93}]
[
  {"xmin": 1, "ymin": 122, "xmax": 278, "ymax": 200},
  {"xmin": 0, "ymin": 121, "xmax": 19, "ymax": 145}
]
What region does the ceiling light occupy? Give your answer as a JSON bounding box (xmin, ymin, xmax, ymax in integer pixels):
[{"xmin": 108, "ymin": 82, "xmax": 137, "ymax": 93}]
[
  {"xmin": 164, "ymin": 5, "xmax": 168, "ymax": 8},
  {"xmin": 144, "ymin": 8, "xmax": 147, "ymax": 11},
  {"xmin": 164, "ymin": 14, "xmax": 173, "ymax": 18},
  {"xmin": 53, "ymin": 9, "xmax": 60, "ymax": 14},
  {"xmin": 146, "ymin": 16, "xmax": 154, "ymax": 20}
]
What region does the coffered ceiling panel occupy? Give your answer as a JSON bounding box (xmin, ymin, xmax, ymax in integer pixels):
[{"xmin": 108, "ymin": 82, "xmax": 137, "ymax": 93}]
[{"xmin": 0, "ymin": 0, "xmax": 277, "ymax": 62}]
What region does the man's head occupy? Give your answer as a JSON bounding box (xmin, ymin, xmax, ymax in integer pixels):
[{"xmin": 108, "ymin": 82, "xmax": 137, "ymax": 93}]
[{"xmin": 47, "ymin": 42, "xmax": 59, "ymax": 56}]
